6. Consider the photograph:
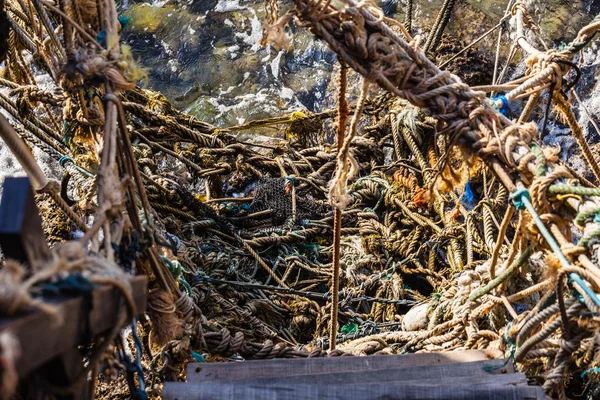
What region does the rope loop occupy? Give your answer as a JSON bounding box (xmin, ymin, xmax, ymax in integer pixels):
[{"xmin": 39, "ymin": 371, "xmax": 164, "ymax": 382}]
[{"xmin": 59, "ymin": 155, "xmax": 74, "ymax": 167}]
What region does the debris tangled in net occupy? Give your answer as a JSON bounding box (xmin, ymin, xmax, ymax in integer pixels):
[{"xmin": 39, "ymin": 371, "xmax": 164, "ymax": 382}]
[{"xmin": 1, "ymin": 0, "xmax": 600, "ymax": 398}]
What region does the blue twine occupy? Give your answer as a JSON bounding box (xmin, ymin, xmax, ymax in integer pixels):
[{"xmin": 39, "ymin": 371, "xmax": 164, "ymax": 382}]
[
  {"xmin": 573, "ymin": 289, "xmax": 586, "ymax": 305},
  {"xmin": 484, "ymin": 321, "xmax": 516, "ymax": 372},
  {"xmin": 463, "ymin": 178, "xmax": 474, "ymax": 203},
  {"xmin": 59, "ymin": 155, "xmax": 74, "ymax": 167},
  {"xmin": 492, "ymin": 94, "xmax": 510, "ymax": 116},
  {"xmin": 96, "ymin": 30, "xmax": 106, "ymax": 45},
  {"xmin": 131, "ymin": 318, "xmax": 146, "ymax": 393},
  {"xmin": 284, "ymin": 176, "xmax": 295, "ymax": 185},
  {"xmin": 165, "ymin": 232, "xmax": 182, "ymax": 255},
  {"xmin": 38, "ymin": 273, "xmax": 95, "ymax": 296},
  {"xmin": 192, "ymin": 273, "xmax": 206, "ymax": 285},
  {"xmin": 224, "ymin": 203, "xmax": 251, "ymax": 216},
  {"xmin": 581, "ymin": 367, "xmax": 600, "ymax": 378},
  {"xmin": 191, "ymin": 273, "xmax": 213, "ymax": 300},
  {"xmin": 119, "ymin": 16, "xmax": 131, "ymax": 28},
  {"xmin": 569, "ymin": 273, "xmax": 600, "ymax": 309},
  {"xmin": 542, "ymin": 294, "xmax": 556, "ymax": 311},
  {"xmin": 513, "ymin": 303, "xmax": 528, "ymax": 315},
  {"xmin": 117, "ymin": 231, "xmax": 141, "ymax": 273},
  {"xmin": 116, "ymin": 318, "xmax": 148, "ymax": 400},
  {"xmin": 512, "ymin": 186, "xmax": 600, "ymax": 310},
  {"xmin": 58, "ymin": 155, "xmax": 95, "ymax": 178},
  {"xmin": 495, "ymin": 322, "xmax": 518, "ymax": 372},
  {"xmin": 97, "ymin": 17, "xmax": 131, "ymax": 47},
  {"xmin": 510, "ymin": 186, "xmax": 530, "ymax": 211},
  {"xmin": 113, "ymin": 319, "xmax": 148, "ymax": 400},
  {"xmin": 483, "ymin": 356, "xmax": 511, "ymax": 373},
  {"xmin": 192, "ymin": 351, "xmax": 205, "ymax": 362}
]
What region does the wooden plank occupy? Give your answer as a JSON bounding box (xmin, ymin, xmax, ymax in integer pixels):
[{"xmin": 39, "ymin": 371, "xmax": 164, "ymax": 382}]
[
  {"xmin": 0, "ymin": 177, "xmax": 49, "ymax": 266},
  {"xmin": 187, "ymin": 349, "xmax": 506, "ymax": 382},
  {"xmin": 171, "ymin": 372, "xmax": 527, "ymax": 390},
  {"xmin": 200, "ymin": 372, "xmax": 529, "ymax": 389},
  {"xmin": 205, "ymin": 359, "xmax": 516, "ymax": 386},
  {"xmin": 0, "ymin": 275, "xmax": 147, "ymax": 375},
  {"xmin": 164, "ymin": 382, "xmax": 545, "ymax": 400}
]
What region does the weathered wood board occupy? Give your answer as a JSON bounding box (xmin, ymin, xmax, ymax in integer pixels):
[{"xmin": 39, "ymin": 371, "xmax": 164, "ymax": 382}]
[
  {"xmin": 183, "ymin": 371, "xmax": 528, "ymax": 388},
  {"xmin": 187, "ymin": 349, "xmax": 506, "ymax": 382},
  {"xmin": 199, "ymin": 358, "xmax": 514, "ymax": 386}
]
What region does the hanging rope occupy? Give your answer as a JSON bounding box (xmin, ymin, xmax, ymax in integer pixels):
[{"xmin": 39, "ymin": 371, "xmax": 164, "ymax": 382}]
[
  {"xmin": 423, "ymin": 0, "xmax": 458, "ymax": 54},
  {"xmin": 328, "ymin": 78, "xmax": 370, "ymax": 210},
  {"xmin": 328, "ymin": 64, "xmax": 349, "ymax": 351},
  {"xmin": 403, "ymin": 0, "xmax": 413, "ymax": 33}
]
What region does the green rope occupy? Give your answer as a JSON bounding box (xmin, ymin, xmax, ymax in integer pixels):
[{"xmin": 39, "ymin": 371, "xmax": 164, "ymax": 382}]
[
  {"xmin": 578, "ymin": 226, "xmax": 600, "ymax": 248},
  {"xmin": 548, "ymin": 184, "xmax": 600, "ymax": 197},
  {"xmin": 548, "ymin": 184, "xmax": 600, "ymax": 235},
  {"xmin": 560, "ymin": 13, "xmax": 600, "ymax": 55},
  {"xmin": 530, "ymin": 144, "xmax": 546, "ymax": 177},
  {"xmin": 62, "ymin": 119, "xmax": 77, "ymax": 146},
  {"xmin": 574, "ymin": 207, "xmax": 600, "ymax": 226},
  {"xmin": 468, "ymin": 247, "xmax": 532, "ymax": 302},
  {"xmin": 160, "ymin": 256, "xmax": 192, "ymax": 296}
]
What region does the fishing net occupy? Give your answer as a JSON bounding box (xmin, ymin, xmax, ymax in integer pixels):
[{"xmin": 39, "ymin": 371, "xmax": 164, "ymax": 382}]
[
  {"xmin": 0, "ymin": 0, "xmax": 600, "ymax": 399},
  {"xmin": 248, "ymin": 178, "xmax": 327, "ymax": 227}
]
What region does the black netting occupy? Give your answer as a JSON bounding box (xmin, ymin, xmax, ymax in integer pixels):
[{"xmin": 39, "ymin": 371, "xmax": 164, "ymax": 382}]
[{"xmin": 249, "ymin": 178, "xmax": 327, "ymax": 227}]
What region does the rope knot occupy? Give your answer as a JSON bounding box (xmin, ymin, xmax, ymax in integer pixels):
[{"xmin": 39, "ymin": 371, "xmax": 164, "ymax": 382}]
[
  {"xmin": 510, "ymin": 186, "xmax": 530, "ymax": 211},
  {"xmin": 525, "ymin": 51, "xmax": 570, "ymax": 90},
  {"xmin": 529, "ymin": 165, "xmax": 572, "ymax": 214}
]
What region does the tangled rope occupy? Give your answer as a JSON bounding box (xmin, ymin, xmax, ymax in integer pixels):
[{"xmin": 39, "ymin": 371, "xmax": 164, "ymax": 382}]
[{"xmin": 2, "ymin": 0, "xmax": 600, "ymax": 398}]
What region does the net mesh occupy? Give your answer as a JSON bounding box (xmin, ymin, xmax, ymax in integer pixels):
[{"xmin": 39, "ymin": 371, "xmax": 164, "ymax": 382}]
[{"xmin": 249, "ymin": 178, "xmax": 327, "ymax": 227}]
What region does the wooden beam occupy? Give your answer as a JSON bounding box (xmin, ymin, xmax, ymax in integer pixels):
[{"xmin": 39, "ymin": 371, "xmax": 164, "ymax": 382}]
[
  {"xmin": 164, "ymin": 381, "xmax": 545, "ymax": 400},
  {"xmin": 0, "ymin": 275, "xmax": 147, "ymax": 376},
  {"xmin": 187, "ymin": 349, "xmax": 505, "ymax": 382}
]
